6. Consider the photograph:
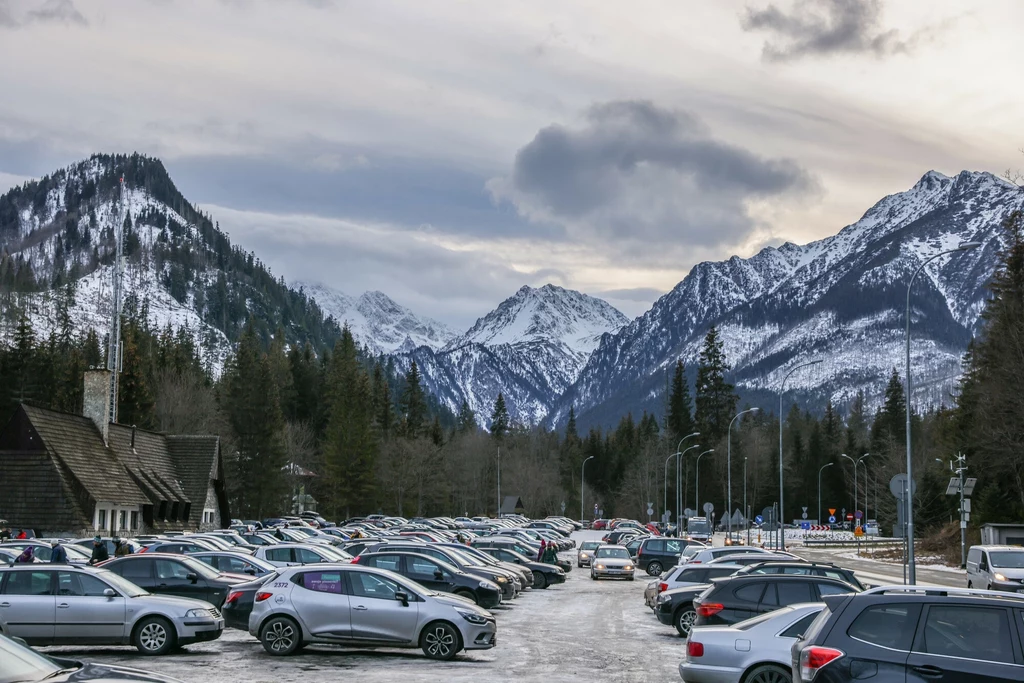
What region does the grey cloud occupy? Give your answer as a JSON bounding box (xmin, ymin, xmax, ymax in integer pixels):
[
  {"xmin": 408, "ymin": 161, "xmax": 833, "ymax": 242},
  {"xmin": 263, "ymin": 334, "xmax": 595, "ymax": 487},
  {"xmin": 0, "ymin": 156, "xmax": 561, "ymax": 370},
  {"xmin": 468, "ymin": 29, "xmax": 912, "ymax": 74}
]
[
  {"xmin": 741, "ymin": 0, "xmax": 926, "ymax": 62},
  {"xmin": 488, "ymin": 100, "xmax": 815, "ymax": 252},
  {"xmin": 594, "ymin": 287, "xmax": 664, "ymax": 302},
  {"xmin": 0, "ymin": 0, "xmax": 87, "ymax": 28}
]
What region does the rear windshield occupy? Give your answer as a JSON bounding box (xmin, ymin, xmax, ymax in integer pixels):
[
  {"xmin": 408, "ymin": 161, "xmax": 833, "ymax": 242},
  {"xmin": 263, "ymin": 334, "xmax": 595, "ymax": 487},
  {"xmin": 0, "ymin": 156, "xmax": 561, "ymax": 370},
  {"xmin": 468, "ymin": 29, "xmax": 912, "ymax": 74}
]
[
  {"xmin": 582, "ymin": 542, "xmax": 602, "ymax": 550},
  {"xmin": 800, "ymin": 605, "xmax": 832, "ymax": 643},
  {"xmin": 735, "ymin": 607, "xmax": 794, "ymax": 630}
]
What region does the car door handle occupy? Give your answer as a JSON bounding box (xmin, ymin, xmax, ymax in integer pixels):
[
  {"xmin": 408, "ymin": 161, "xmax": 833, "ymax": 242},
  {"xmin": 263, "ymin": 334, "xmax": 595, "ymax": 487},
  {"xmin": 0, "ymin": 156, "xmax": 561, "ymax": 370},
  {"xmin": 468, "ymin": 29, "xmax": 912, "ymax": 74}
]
[
  {"xmin": 58, "ymin": 603, "xmax": 70, "ymax": 609},
  {"xmin": 0, "ymin": 602, "xmax": 9, "ymax": 608},
  {"xmin": 353, "ymin": 605, "xmax": 368, "ymax": 611},
  {"xmin": 911, "ymin": 665, "xmax": 943, "ymax": 678}
]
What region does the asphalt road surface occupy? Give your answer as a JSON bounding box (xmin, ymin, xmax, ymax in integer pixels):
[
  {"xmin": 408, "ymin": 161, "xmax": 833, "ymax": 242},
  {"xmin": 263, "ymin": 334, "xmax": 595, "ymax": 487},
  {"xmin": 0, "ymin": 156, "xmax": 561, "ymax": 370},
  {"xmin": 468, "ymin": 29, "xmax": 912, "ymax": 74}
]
[{"xmin": 40, "ymin": 531, "xmax": 688, "ymax": 683}]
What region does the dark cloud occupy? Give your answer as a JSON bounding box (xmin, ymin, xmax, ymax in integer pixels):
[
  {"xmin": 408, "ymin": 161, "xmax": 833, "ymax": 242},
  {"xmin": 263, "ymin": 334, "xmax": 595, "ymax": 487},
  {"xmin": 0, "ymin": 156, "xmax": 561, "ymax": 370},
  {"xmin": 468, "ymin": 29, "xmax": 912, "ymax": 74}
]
[
  {"xmin": 488, "ymin": 100, "xmax": 814, "ymax": 251},
  {"xmin": 0, "ymin": 0, "xmax": 87, "ymax": 28},
  {"xmin": 741, "ymin": 0, "xmax": 923, "ymax": 62}
]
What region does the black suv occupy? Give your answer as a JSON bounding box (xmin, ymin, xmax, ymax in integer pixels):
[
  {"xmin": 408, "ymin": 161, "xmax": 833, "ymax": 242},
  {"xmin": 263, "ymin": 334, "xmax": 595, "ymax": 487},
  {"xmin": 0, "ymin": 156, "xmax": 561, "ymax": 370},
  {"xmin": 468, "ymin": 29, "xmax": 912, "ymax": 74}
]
[
  {"xmin": 693, "ymin": 574, "xmax": 858, "ymax": 628},
  {"xmin": 356, "ymin": 551, "xmax": 502, "ymax": 609},
  {"xmin": 636, "ymin": 537, "xmax": 702, "ymax": 576},
  {"xmin": 738, "ymin": 561, "xmax": 869, "ymax": 591},
  {"xmin": 792, "ymin": 587, "xmax": 1024, "ymax": 682}
]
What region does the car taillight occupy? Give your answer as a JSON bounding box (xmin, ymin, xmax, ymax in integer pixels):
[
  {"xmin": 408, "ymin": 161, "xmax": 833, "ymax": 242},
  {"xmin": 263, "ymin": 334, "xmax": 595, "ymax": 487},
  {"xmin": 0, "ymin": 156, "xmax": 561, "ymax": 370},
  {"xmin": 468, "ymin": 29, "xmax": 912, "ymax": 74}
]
[
  {"xmin": 658, "ymin": 582, "xmax": 668, "ymax": 592},
  {"xmin": 800, "ymin": 646, "xmax": 844, "ymax": 680},
  {"xmin": 696, "ymin": 602, "xmax": 723, "ymax": 618},
  {"xmin": 690, "ymin": 560, "xmax": 701, "ymax": 564},
  {"xmin": 255, "ymin": 592, "xmax": 273, "ymax": 603},
  {"xmin": 138, "ymin": 546, "xmax": 148, "ymax": 553},
  {"xmin": 687, "ymin": 641, "xmax": 704, "ymax": 658},
  {"xmin": 350, "ymin": 556, "xmax": 361, "ymax": 563},
  {"xmin": 224, "ymin": 590, "xmax": 242, "ymax": 605}
]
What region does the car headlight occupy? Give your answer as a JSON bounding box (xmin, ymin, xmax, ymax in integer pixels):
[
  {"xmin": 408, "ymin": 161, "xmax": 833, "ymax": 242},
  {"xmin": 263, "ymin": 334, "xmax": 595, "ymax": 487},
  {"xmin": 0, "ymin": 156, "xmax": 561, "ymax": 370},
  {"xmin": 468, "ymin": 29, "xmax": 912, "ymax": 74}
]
[
  {"xmin": 496, "ymin": 576, "xmax": 507, "ymax": 583},
  {"xmin": 480, "ymin": 580, "xmax": 498, "ymax": 590},
  {"xmin": 185, "ymin": 608, "xmax": 213, "ymax": 618},
  {"xmin": 595, "ymin": 564, "xmax": 605, "ymax": 570},
  {"xmin": 995, "ymin": 572, "xmax": 1007, "ymax": 582},
  {"xmin": 580, "ymin": 552, "xmax": 589, "ymax": 558},
  {"xmin": 456, "ymin": 609, "xmax": 488, "ymax": 625},
  {"xmin": 625, "ymin": 565, "xmax": 633, "ymax": 571},
  {"xmin": 656, "ymin": 593, "xmax": 671, "ymax": 604}
]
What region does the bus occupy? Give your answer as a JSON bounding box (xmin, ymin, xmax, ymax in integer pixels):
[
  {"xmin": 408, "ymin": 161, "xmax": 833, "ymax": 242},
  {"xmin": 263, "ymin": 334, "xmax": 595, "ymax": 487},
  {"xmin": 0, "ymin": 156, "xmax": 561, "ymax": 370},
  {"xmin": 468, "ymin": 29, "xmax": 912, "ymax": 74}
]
[{"xmin": 686, "ymin": 516, "xmax": 711, "ymax": 542}]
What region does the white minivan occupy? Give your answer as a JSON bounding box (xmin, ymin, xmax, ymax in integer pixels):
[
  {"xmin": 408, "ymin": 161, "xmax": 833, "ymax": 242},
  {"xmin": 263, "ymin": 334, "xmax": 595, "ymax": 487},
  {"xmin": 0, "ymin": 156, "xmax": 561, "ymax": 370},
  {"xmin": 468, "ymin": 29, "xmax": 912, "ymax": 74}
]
[{"xmin": 966, "ymin": 545, "xmax": 1024, "ymax": 591}]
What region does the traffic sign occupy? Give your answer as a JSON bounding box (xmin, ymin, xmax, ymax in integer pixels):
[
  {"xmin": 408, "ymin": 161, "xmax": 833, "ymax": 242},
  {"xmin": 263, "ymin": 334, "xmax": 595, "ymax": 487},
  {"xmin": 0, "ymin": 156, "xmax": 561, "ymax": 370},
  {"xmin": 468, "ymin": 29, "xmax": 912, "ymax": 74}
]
[
  {"xmin": 828, "ymin": 515, "xmax": 836, "ymax": 524},
  {"xmin": 801, "ymin": 512, "xmax": 808, "ymax": 519},
  {"xmin": 889, "ymin": 474, "xmax": 917, "ymax": 498},
  {"xmin": 800, "ymin": 522, "xmax": 810, "ymax": 530},
  {"xmin": 755, "ymin": 515, "xmax": 764, "ymax": 524},
  {"xmin": 560, "ymin": 501, "xmax": 566, "ymax": 513},
  {"xmin": 854, "ymin": 526, "xmax": 864, "ymax": 537},
  {"xmin": 846, "ymin": 513, "xmax": 854, "ymax": 521},
  {"xmin": 828, "ymin": 508, "xmax": 836, "ymax": 516},
  {"xmin": 855, "ymin": 510, "xmax": 862, "ymax": 520},
  {"xmin": 646, "ymin": 507, "xmax": 654, "ymax": 517},
  {"xmin": 703, "ymin": 502, "xmax": 714, "ymax": 515}
]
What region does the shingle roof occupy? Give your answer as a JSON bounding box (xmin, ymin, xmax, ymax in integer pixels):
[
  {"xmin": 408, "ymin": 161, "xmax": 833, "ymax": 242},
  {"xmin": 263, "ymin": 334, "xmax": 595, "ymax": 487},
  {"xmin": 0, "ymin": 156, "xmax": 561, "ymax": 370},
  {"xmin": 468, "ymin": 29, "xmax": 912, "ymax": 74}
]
[
  {"xmin": 0, "ymin": 449, "xmax": 91, "ymax": 531},
  {"xmin": 108, "ymin": 424, "xmax": 190, "ymax": 504},
  {"xmin": 166, "ymin": 435, "xmax": 220, "ymax": 526},
  {"xmin": 21, "ymin": 405, "xmax": 149, "ymax": 506}
]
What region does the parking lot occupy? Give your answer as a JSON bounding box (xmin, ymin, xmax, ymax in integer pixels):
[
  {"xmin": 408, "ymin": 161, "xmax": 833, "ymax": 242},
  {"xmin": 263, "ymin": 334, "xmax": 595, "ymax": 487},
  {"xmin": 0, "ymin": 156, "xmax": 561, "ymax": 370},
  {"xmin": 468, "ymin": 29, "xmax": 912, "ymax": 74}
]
[{"xmin": 38, "ymin": 531, "xmax": 687, "ymax": 683}]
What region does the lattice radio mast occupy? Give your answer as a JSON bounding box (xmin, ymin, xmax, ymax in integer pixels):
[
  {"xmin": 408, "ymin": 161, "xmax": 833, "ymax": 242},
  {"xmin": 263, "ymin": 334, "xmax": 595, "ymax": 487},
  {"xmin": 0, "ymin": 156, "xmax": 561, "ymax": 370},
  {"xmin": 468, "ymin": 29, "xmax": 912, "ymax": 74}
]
[{"xmin": 106, "ymin": 176, "xmax": 128, "ymax": 424}]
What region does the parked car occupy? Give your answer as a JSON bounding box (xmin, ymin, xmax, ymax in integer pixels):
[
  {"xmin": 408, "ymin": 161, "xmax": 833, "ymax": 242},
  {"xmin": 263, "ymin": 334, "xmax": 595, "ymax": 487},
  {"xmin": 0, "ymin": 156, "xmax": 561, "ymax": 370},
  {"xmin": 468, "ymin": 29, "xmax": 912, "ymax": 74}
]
[
  {"xmin": 590, "ymin": 545, "xmax": 635, "ymax": 581},
  {"xmin": 0, "ymin": 631, "xmax": 189, "ymax": 681},
  {"xmin": 602, "ymin": 529, "xmax": 644, "ymax": 546},
  {"xmin": 436, "ymin": 543, "xmax": 534, "ymax": 589},
  {"xmin": 192, "ymin": 551, "xmax": 278, "ymax": 577},
  {"xmin": 686, "ymin": 546, "xmax": 775, "ymax": 565},
  {"xmin": 966, "ymin": 545, "xmax": 1024, "ymax": 591},
  {"xmin": 356, "ymin": 551, "xmax": 502, "ymax": 608},
  {"xmin": 475, "ymin": 546, "xmax": 565, "ymax": 589},
  {"xmin": 656, "ymin": 583, "xmax": 726, "ymax": 637},
  {"xmin": 636, "ymin": 537, "xmax": 703, "ymax": 576},
  {"xmin": 693, "ymin": 574, "xmax": 858, "ymax": 629},
  {"xmin": 70, "ymin": 537, "xmax": 142, "ymax": 557},
  {"xmin": 248, "ymin": 563, "xmax": 496, "ymax": 660},
  {"xmin": 254, "ymin": 543, "xmax": 353, "ymax": 567},
  {"xmin": 577, "ymin": 540, "xmax": 602, "ymax": 568},
  {"xmin": 591, "ymin": 519, "xmax": 610, "ymax": 530},
  {"xmin": 141, "ymin": 539, "xmax": 222, "ymax": 555},
  {"xmin": 644, "ymin": 563, "xmax": 744, "ymax": 609},
  {"xmin": 0, "ymin": 565, "xmax": 223, "ymax": 655},
  {"xmin": 680, "ymin": 603, "xmax": 824, "ymax": 683},
  {"xmin": 100, "ymin": 553, "xmax": 247, "ymax": 607},
  {"xmin": 222, "ymin": 573, "xmax": 274, "ymax": 630},
  {"xmin": 708, "ymin": 552, "xmax": 801, "ymax": 567},
  {"xmin": 0, "ymin": 541, "xmax": 91, "ymax": 565},
  {"xmin": 739, "ymin": 561, "xmax": 869, "ymax": 591},
  {"xmin": 359, "ymin": 542, "xmax": 519, "ymax": 600},
  {"xmin": 792, "ymin": 586, "xmax": 1024, "ymax": 683}
]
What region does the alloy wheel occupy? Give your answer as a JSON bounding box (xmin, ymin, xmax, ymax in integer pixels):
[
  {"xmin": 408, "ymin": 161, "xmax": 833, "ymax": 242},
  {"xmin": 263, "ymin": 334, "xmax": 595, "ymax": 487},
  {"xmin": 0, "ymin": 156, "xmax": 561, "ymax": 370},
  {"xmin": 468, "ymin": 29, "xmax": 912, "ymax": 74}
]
[
  {"xmin": 424, "ymin": 625, "xmax": 456, "ymax": 659},
  {"xmin": 265, "ymin": 620, "xmax": 296, "ymax": 653},
  {"xmin": 139, "ymin": 622, "xmax": 167, "ymax": 652}
]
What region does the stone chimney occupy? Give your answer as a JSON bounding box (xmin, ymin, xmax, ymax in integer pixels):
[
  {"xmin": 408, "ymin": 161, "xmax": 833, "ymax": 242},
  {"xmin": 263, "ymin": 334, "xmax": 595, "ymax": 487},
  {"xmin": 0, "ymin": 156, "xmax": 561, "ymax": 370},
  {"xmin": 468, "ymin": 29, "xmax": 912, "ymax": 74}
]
[{"xmin": 83, "ymin": 369, "xmax": 112, "ymax": 445}]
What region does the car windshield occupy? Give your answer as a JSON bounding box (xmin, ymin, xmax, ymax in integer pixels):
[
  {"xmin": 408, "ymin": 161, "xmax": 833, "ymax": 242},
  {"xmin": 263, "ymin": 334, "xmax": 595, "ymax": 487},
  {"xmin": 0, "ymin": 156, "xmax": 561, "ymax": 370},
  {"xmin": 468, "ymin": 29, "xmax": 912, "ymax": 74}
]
[
  {"xmin": 989, "ymin": 551, "xmax": 1024, "ymax": 568},
  {"xmin": 582, "ymin": 541, "xmax": 602, "ymax": 550},
  {"xmin": 176, "ymin": 556, "xmax": 223, "ymax": 579},
  {"xmin": 596, "ymin": 547, "xmax": 630, "ymax": 559},
  {"xmin": 95, "ymin": 569, "xmax": 149, "ymax": 597},
  {"xmin": 64, "ymin": 544, "xmax": 91, "ymax": 559},
  {"xmin": 0, "ymin": 633, "xmax": 64, "ymax": 683},
  {"xmin": 688, "ymin": 519, "xmax": 710, "ymax": 534}
]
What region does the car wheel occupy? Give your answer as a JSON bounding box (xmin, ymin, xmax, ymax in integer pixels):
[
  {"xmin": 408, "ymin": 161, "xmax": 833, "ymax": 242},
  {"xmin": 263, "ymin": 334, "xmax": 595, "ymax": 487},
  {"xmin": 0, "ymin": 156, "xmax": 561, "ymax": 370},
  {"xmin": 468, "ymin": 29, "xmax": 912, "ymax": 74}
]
[
  {"xmin": 647, "ymin": 561, "xmax": 663, "ymax": 576},
  {"xmin": 534, "ymin": 572, "xmax": 548, "ymax": 589},
  {"xmin": 420, "ymin": 621, "xmax": 461, "ymax": 661},
  {"xmin": 674, "ymin": 607, "xmax": 696, "ymax": 638},
  {"xmin": 133, "ymin": 616, "xmax": 176, "ymax": 656},
  {"xmin": 260, "ymin": 616, "xmax": 302, "ymax": 656},
  {"xmin": 743, "ymin": 663, "xmax": 791, "ymax": 683},
  {"xmin": 454, "ymin": 588, "xmax": 476, "ymax": 603}
]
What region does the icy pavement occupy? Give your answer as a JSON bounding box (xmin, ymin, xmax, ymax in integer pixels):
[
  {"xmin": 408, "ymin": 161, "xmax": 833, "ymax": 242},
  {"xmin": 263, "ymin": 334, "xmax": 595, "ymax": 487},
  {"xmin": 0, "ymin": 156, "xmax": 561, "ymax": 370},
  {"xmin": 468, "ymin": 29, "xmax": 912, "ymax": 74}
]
[{"xmin": 38, "ymin": 531, "xmax": 686, "ymax": 682}]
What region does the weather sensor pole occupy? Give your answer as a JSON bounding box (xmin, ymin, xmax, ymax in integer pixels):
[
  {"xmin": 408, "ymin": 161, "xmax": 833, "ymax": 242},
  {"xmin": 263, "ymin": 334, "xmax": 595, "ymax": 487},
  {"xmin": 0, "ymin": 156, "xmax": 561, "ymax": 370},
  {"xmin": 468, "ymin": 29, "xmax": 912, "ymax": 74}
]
[{"xmin": 106, "ymin": 176, "xmax": 127, "ymax": 425}]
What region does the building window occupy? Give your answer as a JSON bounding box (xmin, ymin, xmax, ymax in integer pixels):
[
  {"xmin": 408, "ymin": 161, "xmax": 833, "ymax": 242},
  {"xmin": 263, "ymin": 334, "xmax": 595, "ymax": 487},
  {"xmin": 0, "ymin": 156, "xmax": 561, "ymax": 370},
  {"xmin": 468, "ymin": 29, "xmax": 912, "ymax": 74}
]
[
  {"xmin": 203, "ymin": 509, "xmax": 215, "ymax": 525},
  {"xmin": 97, "ymin": 509, "xmax": 107, "ymax": 529},
  {"xmin": 119, "ymin": 510, "xmax": 127, "ymax": 531},
  {"xmin": 130, "ymin": 511, "xmax": 139, "ymax": 530}
]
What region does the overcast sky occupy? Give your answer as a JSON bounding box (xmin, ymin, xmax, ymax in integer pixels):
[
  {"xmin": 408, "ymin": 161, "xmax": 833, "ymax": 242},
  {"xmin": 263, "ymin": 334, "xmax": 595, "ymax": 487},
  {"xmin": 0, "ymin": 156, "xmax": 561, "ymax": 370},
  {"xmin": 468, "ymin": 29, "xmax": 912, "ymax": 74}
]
[{"xmin": 1, "ymin": 0, "xmax": 1021, "ymax": 327}]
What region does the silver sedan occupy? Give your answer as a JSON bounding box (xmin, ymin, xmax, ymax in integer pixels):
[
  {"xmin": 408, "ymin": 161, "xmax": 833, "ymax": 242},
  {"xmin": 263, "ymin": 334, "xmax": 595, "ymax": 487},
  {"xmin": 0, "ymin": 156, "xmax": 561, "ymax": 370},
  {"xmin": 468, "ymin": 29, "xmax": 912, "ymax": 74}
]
[
  {"xmin": 589, "ymin": 545, "xmax": 635, "ymax": 580},
  {"xmin": 679, "ymin": 603, "xmax": 824, "ymax": 683},
  {"xmin": 577, "ymin": 541, "xmax": 602, "ymax": 568}
]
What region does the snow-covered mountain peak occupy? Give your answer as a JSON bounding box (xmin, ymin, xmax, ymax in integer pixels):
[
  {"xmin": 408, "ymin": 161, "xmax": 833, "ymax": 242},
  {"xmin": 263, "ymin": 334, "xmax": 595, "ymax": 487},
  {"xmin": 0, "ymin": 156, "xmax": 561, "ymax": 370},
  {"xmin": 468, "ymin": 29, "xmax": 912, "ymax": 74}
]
[
  {"xmin": 451, "ymin": 284, "xmax": 629, "ymax": 354},
  {"xmin": 297, "ymin": 281, "xmax": 456, "ymax": 355}
]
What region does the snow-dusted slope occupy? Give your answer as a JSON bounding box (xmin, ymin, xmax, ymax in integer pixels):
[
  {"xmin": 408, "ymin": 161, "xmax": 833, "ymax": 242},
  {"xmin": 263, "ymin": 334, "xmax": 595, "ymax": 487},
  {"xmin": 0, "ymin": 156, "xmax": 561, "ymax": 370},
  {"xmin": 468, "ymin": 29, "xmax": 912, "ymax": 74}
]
[
  {"xmin": 297, "ymin": 281, "xmax": 456, "ymax": 355},
  {"xmin": 552, "ymin": 170, "xmax": 1024, "ymax": 429},
  {"xmin": 395, "ymin": 285, "xmax": 629, "ymax": 426}
]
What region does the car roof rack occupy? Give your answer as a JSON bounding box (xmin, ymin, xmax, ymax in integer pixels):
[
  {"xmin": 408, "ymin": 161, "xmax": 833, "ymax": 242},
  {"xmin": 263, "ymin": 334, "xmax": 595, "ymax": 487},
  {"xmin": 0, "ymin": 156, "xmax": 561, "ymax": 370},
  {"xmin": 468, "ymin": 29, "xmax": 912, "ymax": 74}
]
[{"xmin": 861, "ymin": 585, "xmax": 1024, "ymax": 602}]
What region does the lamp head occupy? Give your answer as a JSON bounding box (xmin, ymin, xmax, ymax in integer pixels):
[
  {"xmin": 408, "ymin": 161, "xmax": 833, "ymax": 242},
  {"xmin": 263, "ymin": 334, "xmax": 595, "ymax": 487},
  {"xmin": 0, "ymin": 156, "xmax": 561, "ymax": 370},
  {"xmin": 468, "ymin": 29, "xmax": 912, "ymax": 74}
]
[{"xmin": 957, "ymin": 241, "xmax": 982, "ymax": 251}]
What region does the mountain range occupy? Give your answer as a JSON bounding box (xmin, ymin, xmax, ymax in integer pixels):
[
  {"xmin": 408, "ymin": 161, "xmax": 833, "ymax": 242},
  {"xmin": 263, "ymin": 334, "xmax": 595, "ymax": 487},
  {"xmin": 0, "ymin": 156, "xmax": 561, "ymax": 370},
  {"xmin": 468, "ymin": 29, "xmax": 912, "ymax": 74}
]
[{"xmin": 2, "ymin": 155, "xmax": 1021, "ymax": 430}]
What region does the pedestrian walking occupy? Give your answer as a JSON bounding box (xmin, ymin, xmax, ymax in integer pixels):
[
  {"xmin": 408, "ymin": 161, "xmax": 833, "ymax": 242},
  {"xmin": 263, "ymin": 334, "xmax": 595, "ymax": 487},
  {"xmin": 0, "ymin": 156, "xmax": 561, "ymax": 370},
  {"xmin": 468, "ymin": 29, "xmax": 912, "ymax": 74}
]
[
  {"xmin": 14, "ymin": 547, "xmax": 34, "ymax": 563},
  {"xmin": 537, "ymin": 539, "xmax": 546, "ymax": 561},
  {"xmin": 542, "ymin": 542, "xmax": 558, "ymax": 565},
  {"xmin": 49, "ymin": 541, "xmax": 68, "ymax": 564},
  {"xmin": 89, "ymin": 535, "xmax": 109, "ymax": 565},
  {"xmin": 0, "ymin": 521, "xmax": 10, "ymax": 541}
]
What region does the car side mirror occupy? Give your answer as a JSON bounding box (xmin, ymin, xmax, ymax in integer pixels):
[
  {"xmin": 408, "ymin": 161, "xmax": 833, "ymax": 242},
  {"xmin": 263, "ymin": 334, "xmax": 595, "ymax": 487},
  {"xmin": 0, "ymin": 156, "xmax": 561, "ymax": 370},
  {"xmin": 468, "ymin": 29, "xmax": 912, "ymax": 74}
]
[
  {"xmin": 434, "ymin": 569, "xmax": 444, "ymax": 580},
  {"xmin": 245, "ymin": 568, "xmax": 256, "ymax": 575},
  {"xmin": 186, "ymin": 572, "xmax": 198, "ymax": 583},
  {"xmin": 103, "ymin": 588, "xmax": 116, "ymax": 598},
  {"xmin": 395, "ymin": 591, "xmax": 409, "ymax": 607}
]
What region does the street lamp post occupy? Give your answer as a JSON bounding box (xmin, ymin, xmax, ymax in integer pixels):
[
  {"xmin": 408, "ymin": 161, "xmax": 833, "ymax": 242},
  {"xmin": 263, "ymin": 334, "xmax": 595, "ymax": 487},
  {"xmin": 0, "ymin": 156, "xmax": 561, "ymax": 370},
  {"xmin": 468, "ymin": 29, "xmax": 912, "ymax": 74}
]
[
  {"xmin": 905, "ymin": 241, "xmax": 980, "ymax": 583},
  {"xmin": 728, "ymin": 408, "xmax": 760, "ymax": 537},
  {"xmin": 581, "ymin": 455, "xmax": 595, "ymax": 523},
  {"xmin": 663, "ymin": 452, "xmax": 676, "ymax": 527},
  {"xmin": 674, "ymin": 433, "xmax": 700, "ymax": 531},
  {"xmin": 779, "ymin": 359, "xmax": 823, "ymax": 551},
  {"xmin": 497, "ymin": 446, "xmax": 501, "ymax": 517},
  {"xmin": 840, "ymin": 453, "xmax": 869, "ymax": 553},
  {"xmin": 817, "ymin": 462, "xmax": 834, "ymax": 527},
  {"xmin": 743, "ymin": 455, "xmax": 749, "ymax": 545},
  {"xmin": 694, "ymin": 449, "xmax": 715, "ymax": 519}
]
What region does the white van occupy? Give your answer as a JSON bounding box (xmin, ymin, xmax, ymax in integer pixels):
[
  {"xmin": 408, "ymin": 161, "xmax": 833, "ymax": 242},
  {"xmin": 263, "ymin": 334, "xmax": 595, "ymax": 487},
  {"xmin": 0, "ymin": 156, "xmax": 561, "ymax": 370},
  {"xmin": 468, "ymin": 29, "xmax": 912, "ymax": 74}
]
[{"xmin": 966, "ymin": 545, "xmax": 1024, "ymax": 591}]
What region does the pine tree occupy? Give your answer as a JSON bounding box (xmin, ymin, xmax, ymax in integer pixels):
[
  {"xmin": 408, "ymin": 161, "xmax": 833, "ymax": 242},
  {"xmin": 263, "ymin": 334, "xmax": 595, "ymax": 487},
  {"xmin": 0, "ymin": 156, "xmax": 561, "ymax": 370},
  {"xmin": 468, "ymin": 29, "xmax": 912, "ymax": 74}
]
[
  {"xmin": 399, "ymin": 360, "xmax": 427, "ymax": 438},
  {"xmin": 456, "ymin": 400, "xmax": 476, "ymax": 433},
  {"xmin": 693, "ymin": 326, "xmax": 738, "ymax": 444},
  {"xmin": 117, "ymin": 317, "xmax": 155, "ymax": 429},
  {"xmin": 666, "ymin": 359, "xmax": 695, "ymax": 445},
  {"xmin": 490, "ymin": 392, "xmax": 510, "ymax": 440}
]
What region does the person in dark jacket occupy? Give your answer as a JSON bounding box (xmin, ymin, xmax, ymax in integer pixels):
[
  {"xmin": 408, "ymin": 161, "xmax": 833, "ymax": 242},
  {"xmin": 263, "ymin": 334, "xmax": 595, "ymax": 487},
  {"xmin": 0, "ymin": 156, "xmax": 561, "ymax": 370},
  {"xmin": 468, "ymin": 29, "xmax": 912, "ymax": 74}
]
[
  {"xmin": 114, "ymin": 538, "xmax": 131, "ymax": 557},
  {"xmin": 542, "ymin": 543, "xmax": 558, "ymax": 565},
  {"xmin": 89, "ymin": 536, "xmax": 109, "ymax": 565},
  {"xmin": 14, "ymin": 547, "xmax": 34, "ymax": 563},
  {"xmin": 49, "ymin": 541, "xmax": 68, "ymax": 564},
  {"xmin": 0, "ymin": 522, "xmax": 10, "ymax": 541}
]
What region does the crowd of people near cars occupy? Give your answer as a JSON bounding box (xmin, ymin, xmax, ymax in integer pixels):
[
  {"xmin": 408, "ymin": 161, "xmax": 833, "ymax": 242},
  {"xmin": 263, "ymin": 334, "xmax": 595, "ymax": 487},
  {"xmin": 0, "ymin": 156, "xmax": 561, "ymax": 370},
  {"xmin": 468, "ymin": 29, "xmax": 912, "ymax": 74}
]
[{"xmin": 0, "ymin": 511, "xmax": 583, "ymax": 681}]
